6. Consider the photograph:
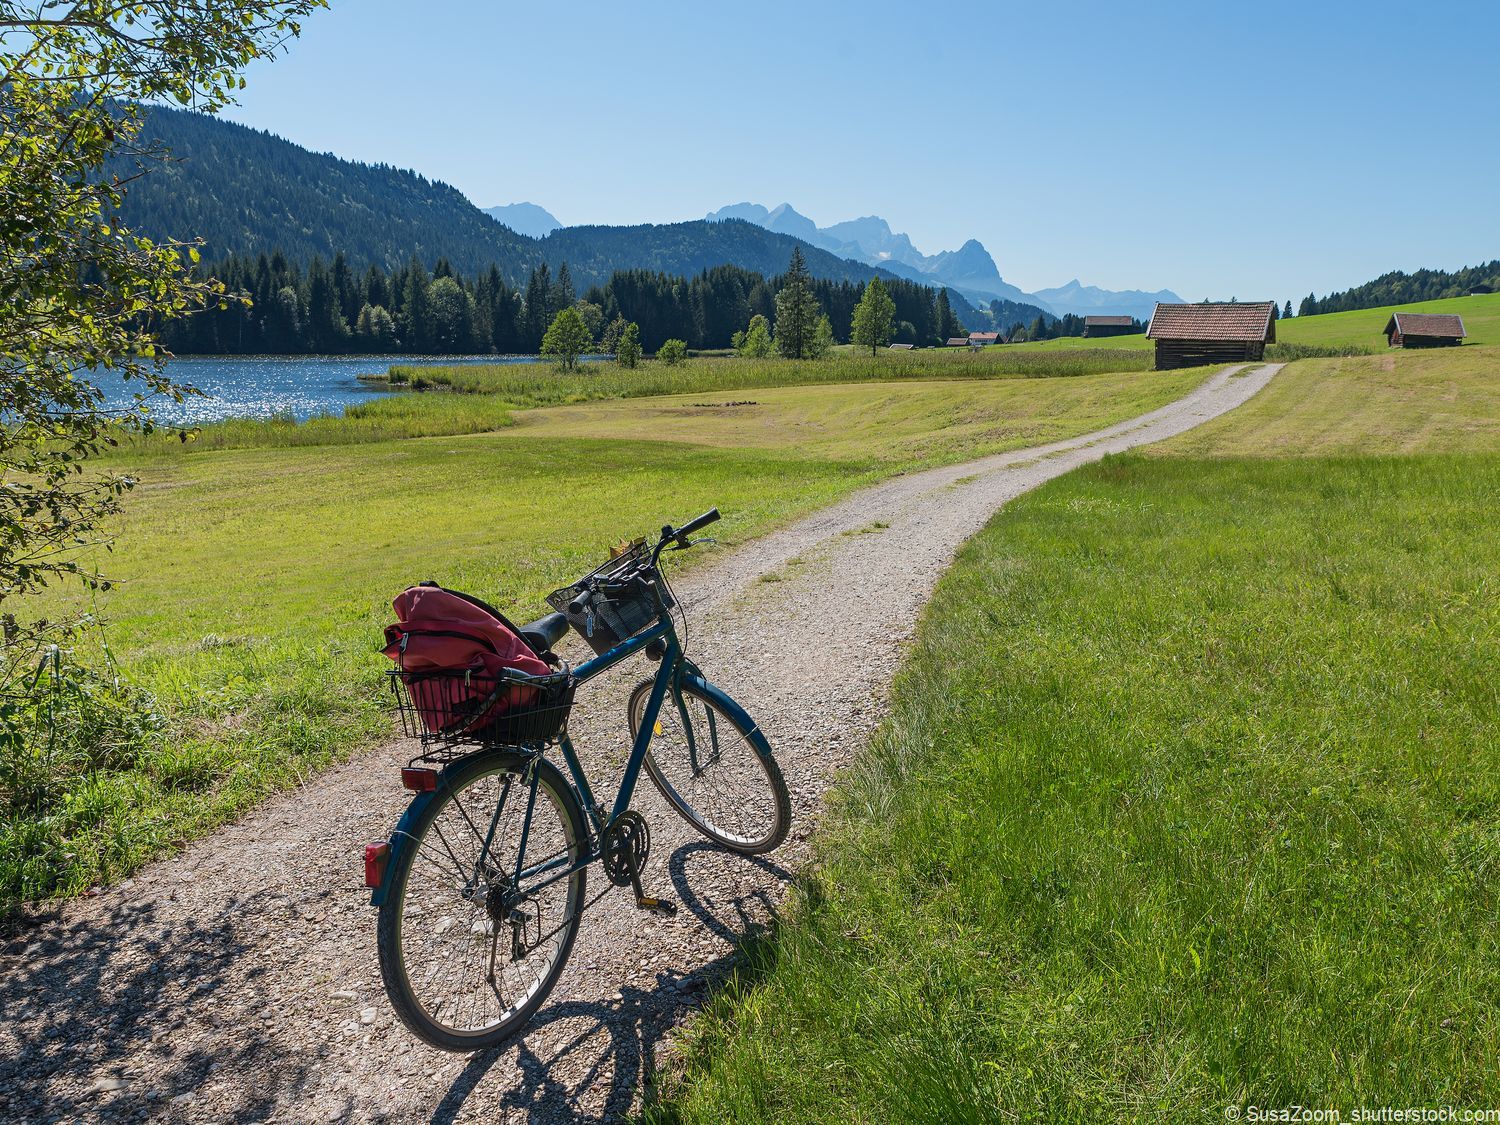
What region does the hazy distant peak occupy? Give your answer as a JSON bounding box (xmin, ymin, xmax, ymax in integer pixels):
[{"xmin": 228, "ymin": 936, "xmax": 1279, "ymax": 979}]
[{"xmin": 483, "ymin": 201, "xmax": 561, "ymax": 238}]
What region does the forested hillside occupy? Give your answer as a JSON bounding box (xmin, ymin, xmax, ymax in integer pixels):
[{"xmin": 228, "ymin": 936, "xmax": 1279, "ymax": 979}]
[
  {"xmin": 1299, "ymin": 260, "xmax": 1500, "ymax": 316},
  {"xmin": 121, "ymin": 106, "xmax": 539, "ymax": 277}
]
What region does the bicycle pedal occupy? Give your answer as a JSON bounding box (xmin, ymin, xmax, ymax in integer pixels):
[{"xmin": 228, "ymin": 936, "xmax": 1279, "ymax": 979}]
[{"xmin": 634, "ymin": 895, "xmax": 677, "ymax": 917}]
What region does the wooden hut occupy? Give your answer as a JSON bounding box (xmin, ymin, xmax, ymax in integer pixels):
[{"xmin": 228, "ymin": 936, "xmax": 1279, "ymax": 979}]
[
  {"xmin": 1083, "ymin": 315, "xmax": 1135, "ymax": 338},
  {"xmin": 1146, "ymin": 302, "xmax": 1275, "ymax": 370},
  {"xmin": 1384, "ymin": 312, "xmax": 1465, "ymax": 348}
]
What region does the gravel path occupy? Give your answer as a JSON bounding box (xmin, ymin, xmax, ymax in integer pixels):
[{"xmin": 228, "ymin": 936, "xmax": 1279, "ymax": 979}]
[{"xmin": 0, "ymin": 363, "xmax": 1279, "ymax": 1124}]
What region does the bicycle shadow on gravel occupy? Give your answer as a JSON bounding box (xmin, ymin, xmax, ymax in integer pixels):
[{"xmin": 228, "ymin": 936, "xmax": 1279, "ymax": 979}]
[
  {"xmin": 0, "ymin": 888, "xmax": 319, "ymax": 1123},
  {"xmin": 429, "ymin": 842, "xmax": 794, "ymax": 1123}
]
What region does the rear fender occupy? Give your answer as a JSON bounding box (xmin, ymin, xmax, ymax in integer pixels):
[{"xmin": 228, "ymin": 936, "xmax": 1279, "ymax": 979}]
[{"xmin": 369, "ymin": 784, "xmax": 444, "ymax": 908}]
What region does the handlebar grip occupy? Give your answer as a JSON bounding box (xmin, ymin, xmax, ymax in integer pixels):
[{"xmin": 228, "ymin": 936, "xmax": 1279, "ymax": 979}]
[
  {"xmin": 567, "ymin": 588, "xmax": 594, "ymax": 616},
  {"xmin": 676, "ymin": 507, "xmax": 721, "ymax": 539}
]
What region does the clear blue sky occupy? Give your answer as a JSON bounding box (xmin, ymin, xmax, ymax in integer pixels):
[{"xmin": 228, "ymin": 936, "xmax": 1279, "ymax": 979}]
[{"xmin": 221, "ymin": 0, "xmax": 1500, "ymax": 303}]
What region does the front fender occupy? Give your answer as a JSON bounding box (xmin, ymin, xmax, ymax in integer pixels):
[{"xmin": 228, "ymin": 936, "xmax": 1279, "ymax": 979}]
[{"xmin": 680, "ymin": 673, "xmax": 777, "ymax": 762}]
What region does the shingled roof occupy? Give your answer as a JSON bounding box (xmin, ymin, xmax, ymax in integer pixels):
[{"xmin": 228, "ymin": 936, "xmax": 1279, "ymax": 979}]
[
  {"xmin": 1084, "ymin": 315, "xmax": 1134, "ymax": 327},
  {"xmin": 1147, "ymin": 302, "xmax": 1275, "ymax": 342},
  {"xmin": 1385, "ymin": 312, "xmax": 1466, "ymax": 339}
]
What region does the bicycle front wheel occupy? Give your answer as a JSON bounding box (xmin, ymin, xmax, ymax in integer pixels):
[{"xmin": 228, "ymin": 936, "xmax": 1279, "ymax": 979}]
[
  {"xmin": 629, "ymin": 679, "xmax": 791, "ymax": 855},
  {"xmin": 376, "ymin": 751, "xmax": 587, "ymax": 1052}
]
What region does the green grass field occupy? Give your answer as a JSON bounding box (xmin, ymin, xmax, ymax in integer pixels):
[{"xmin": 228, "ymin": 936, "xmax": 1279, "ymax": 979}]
[
  {"xmin": 996, "ymin": 291, "xmax": 1500, "ymax": 360},
  {"xmin": 4, "ymin": 364, "xmax": 1204, "ymax": 906},
  {"xmin": 651, "ymin": 344, "xmax": 1500, "ymax": 1120},
  {"xmin": 377, "ymin": 345, "xmax": 1151, "ymax": 402},
  {"xmin": 1278, "ymin": 292, "xmax": 1500, "ymax": 349}
]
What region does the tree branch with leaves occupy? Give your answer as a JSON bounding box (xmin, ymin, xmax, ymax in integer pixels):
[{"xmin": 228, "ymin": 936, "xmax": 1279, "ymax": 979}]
[{"xmin": 0, "ymin": 0, "xmax": 324, "ymax": 689}]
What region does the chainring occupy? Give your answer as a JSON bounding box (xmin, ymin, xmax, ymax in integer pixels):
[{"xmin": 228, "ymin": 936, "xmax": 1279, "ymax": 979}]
[{"xmin": 601, "ymin": 810, "xmax": 651, "ymax": 887}]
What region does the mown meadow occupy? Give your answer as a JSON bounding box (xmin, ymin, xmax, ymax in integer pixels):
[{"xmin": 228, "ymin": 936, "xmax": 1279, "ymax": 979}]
[
  {"xmin": 4, "ymin": 351, "xmax": 1203, "ymax": 907},
  {"xmin": 650, "ymin": 339, "xmax": 1500, "ymax": 1120}
]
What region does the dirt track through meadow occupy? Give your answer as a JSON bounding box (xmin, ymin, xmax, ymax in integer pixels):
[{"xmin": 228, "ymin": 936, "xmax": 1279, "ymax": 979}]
[{"xmin": 0, "ymin": 363, "xmax": 1279, "ymax": 1123}]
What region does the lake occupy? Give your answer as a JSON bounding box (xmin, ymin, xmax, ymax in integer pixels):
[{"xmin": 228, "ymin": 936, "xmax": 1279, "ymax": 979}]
[{"xmin": 114, "ymin": 355, "xmax": 561, "ymax": 424}]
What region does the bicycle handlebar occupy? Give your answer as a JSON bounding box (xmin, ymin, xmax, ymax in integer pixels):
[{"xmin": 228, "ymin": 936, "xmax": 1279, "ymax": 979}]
[{"xmin": 674, "ymin": 507, "xmax": 720, "ymax": 539}]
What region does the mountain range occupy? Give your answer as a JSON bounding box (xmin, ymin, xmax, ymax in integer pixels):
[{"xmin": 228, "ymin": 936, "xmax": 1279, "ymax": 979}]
[
  {"xmin": 704, "ymin": 202, "xmax": 1180, "ymax": 321},
  {"xmin": 1029, "ymin": 279, "xmax": 1184, "ymax": 324},
  {"xmin": 114, "ymin": 107, "xmax": 1036, "ymax": 329}
]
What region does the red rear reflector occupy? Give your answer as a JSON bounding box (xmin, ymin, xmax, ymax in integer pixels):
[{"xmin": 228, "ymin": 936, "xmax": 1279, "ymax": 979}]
[
  {"xmin": 364, "ymin": 842, "xmax": 390, "ymax": 889},
  {"xmin": 401, "ymin": 767, "xmax": 438, "ymax": 792}
]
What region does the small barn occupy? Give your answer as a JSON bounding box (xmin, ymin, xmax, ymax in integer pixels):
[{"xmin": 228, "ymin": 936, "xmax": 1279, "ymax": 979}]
[
  {"xmin": 968, "ymin": 331, "xmax": 1001, "ymax": 346},
  {"xmin": 944, "ymin": 337, "xmax": 970, "ymax": 347},
  {"xmin": 1083, "ymin": 315, "xmax": 1135, "ymax": 338},
  {"xmin": 1384, "ymin": 312, "xmax": 1465, "ymax": 348},
  {"xmin": 1146, "ymin": 302, "xmax": 1275, "ymax": 370}
]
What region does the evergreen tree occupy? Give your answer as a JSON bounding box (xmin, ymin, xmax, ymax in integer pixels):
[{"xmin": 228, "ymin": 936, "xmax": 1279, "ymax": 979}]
[
  {"xmin": 401, "ymin": 255, "xmax": 431, "ymax": 351},
  {"xmin": 304, "ymin": 257, "xmax": 349, "ymax": 352},
  {"xmin": 934, "ymin": 287, "xmax": 962, "ymax": 342},
  {"xmin": 524, "ymin": 264, "xmax": 552, "ymax": 350},
  {"xmin": 773, "ymin": 248, "xmax": 820, "ymax": 359},
  {"xmin": 850, "ymin": 277, "xmax": 897, "ymax": 355},
  {"xmin": 551, "ymin": 262, "xmax": 575, "ymax": 321},
  {"xmin": 1299, "ymin": 292, "xmax": 1317, "ymax": 317},
  {"xmin": 1284, "ymin": 300, "xmax": 1294, "ymax": 320}
]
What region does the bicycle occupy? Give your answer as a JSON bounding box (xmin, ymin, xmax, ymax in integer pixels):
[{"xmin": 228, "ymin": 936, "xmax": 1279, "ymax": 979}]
[{"xmin": 364, "ymin": 508, "xmax": 792, "ymax": 1052}]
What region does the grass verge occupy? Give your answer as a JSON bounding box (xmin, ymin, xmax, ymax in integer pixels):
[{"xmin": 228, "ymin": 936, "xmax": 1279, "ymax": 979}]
[{"xmin": 652, "ymin": 451, "xmax": 1500, "ymax": 1120}]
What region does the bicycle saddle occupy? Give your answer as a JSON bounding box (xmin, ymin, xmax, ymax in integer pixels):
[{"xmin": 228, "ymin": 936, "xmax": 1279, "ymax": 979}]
[{"xmin": 519, "ymin": 611, "xmax": 569, "ymax": 655}]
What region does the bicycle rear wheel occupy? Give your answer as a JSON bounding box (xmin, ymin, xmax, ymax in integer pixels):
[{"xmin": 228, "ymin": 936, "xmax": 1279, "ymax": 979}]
[
  {"xmin": 628, "ymin": 679, "xmax": 790, "ymax": 855},
  {"xmin": 376, "ymin": 751, "xmax": 586, "ymax": 1052}
]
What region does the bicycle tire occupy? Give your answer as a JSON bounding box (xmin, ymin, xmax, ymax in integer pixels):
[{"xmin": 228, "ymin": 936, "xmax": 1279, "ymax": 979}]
[
  {"xmin": 377, "ymin": 750, "xmax": 587, "ymax": 1052},
  {"xmin": 628, "ymin": 678, "xmax": 791, "ymax": 855}
]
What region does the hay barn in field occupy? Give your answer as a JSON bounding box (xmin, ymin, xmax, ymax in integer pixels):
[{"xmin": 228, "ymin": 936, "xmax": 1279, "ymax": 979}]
[
  {"xmin": 1146, "ymin": 302, "xmax": 1275, "ymax": 369},
  {"xmin": 1083, "ymin": 315, "xmax": 1135, "ymax": 337},
  {"xmin": 1384, "ymin": 312, "xmax": 1465, "ymax": 348}
]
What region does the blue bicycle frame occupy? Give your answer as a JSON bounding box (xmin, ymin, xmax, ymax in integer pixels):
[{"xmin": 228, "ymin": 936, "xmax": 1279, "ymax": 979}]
[{"xmin": 370, "ymin": 603, "xmax": 768, "ymax": 908}]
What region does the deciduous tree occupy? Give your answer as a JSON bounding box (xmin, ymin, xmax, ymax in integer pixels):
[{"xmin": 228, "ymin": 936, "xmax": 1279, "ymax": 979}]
[
  {"xmin": 615, "ymin": 322, "xmax": 642, "ymax": 369},
  {"xmin": 541, "ymin": 306, "xmax": 591, "ymax": 370},
  {"xmin": 738, "ymin": 313, "xmax": 773, "ymax": 358},
  {"xmin": 0, "ymin": 0, "xmax": 324, "ymax": 687}
]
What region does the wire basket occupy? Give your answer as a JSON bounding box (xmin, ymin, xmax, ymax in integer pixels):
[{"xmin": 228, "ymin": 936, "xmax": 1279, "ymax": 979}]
[
  {"xmin": 387, "ymin": 666, "xmax": 575, "ymax": 757},
  {"xmin": 547, "ymin": 542, "xmax": 675, "ymax": 656}
]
